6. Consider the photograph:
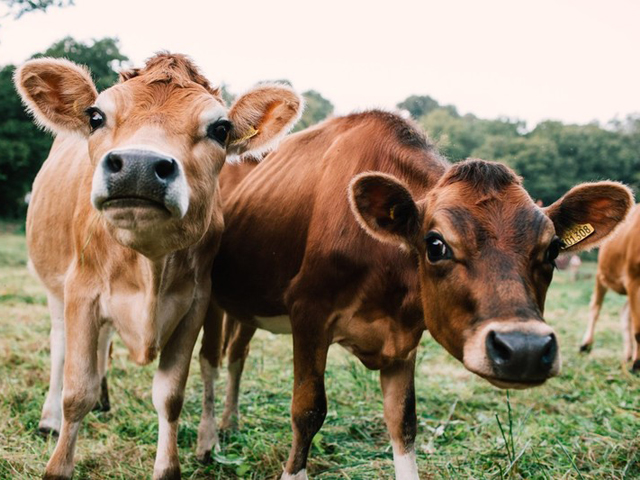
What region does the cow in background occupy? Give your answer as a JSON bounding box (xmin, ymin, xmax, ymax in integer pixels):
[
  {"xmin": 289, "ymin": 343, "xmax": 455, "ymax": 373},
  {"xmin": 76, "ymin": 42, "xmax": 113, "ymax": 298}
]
[
  {"xmin": 196, "ymin": 111, "xmax": 633, "ymax": 479},
  {"xmin": 580, "ymin": 204, "xmax": 640, "ymax": 370},
  {"xmin": 15, "ymin": 53, "xmax": 302, "ymax": 479}
]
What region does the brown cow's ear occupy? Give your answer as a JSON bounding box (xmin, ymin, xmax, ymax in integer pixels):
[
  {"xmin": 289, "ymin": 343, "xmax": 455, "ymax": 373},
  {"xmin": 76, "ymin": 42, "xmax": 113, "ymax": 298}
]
[
  {"xmin": 545, "ymin": 181, "xmax": 634, "ymax": 252},
  {"xmin": 14, "ymin": 58, "xmax": 98, "ymax": 135},
  {"xmin": 349, "ymin": 172, "xmax": 421, "ymax": 247},
  {"xmin": 226, "ymin": 83, "xmax": 303, "ymax": 158}
]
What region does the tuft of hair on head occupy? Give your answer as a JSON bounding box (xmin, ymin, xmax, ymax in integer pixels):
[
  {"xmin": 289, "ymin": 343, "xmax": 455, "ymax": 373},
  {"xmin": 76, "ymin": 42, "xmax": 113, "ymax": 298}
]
[
  {"xmin": 441, "ymin": 159, "xmax": 521, "ymax": 195},
  {"xmin": 118, "ymin": 51, "xmax": 221, "ymax": 99}
]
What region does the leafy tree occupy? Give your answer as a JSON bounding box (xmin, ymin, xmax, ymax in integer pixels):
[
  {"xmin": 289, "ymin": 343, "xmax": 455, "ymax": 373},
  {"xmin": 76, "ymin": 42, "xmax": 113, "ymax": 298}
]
[
  {"xmin": 294, "ymin": 90, "xmax": 334, "ymax": 132},
  {"xmin": 1, "ymin": 0, "xmax": 72, "ymax": 19},
  {"xmin": 397, "ymin": 95, "xmax": 441, "ymax": 119},
  {"xmin": 33, "ymin": 36, "xmax": 128, "ymax": 91},
  {"xmin": 0, "ymin": 37, "xmax": 128, "ymax": 218}
]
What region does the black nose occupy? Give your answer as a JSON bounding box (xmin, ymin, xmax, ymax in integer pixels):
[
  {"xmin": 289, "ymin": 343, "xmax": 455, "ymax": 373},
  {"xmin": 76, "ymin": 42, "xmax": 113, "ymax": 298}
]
[
  {"xmin": 102, "ymin": 150, "xmax": 178, "ymax": 202},
  {"xmin": 486, "ymin": 330, "xmax": 557, "ymax": 382}
]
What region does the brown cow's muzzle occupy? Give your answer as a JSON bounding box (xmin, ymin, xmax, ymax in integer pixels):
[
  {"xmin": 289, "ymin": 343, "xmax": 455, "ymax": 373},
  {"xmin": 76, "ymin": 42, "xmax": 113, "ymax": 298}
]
[{"xmin": 463, "ymin": 320, "xmax": 561, "ymax": 389}]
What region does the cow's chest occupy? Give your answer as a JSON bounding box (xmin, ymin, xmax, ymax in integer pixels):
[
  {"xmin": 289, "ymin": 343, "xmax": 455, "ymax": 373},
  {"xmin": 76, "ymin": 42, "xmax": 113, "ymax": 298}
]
[{"xmin": 100, "ymin": 277, "xmax": 197, "ymax": 364}]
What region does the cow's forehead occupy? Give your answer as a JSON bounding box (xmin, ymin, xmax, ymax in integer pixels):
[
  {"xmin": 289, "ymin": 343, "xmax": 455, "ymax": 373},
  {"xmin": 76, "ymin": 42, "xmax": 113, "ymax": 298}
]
[{"xmin": 425, "ymin": 183, "xmax": 556, "ymax": 250}]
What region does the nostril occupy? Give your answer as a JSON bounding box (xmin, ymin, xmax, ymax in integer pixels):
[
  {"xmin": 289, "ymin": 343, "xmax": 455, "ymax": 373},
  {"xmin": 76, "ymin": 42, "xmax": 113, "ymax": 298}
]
[
  {"xmin": 540, "ymin": 334, "xmax": 557, "ymax": 366},
  {"xmin": 488, "ymin": 331, "xmax": 513, "ymax": 364},
  {"xmin": 155, "ymin": 159, "xmax": 176, "ymax": 180},
  {"xmin": 105, "ymin": 154, "xmax": 123, "ymax": 174}
]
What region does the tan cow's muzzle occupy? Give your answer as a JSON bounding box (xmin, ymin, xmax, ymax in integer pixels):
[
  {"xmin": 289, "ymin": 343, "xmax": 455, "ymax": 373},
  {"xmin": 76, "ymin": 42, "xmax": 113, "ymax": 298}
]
[{"xmin": 463, "ymin": 320, "xmax": 561, "ymax": 389}]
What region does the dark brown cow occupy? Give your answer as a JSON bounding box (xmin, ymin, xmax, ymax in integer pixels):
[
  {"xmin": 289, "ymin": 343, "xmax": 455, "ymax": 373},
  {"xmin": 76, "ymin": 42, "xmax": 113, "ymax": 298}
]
[
  {"xmin": 15, "ymin": 54, "xmax": 302, "ymax": 479},
  {"xmin": 580, "ymin": 204, "xmax": 640, "ymax": 370},
  {"xmin": 196, "ymin": 111, "xmax": 632, "ymax": 479}
]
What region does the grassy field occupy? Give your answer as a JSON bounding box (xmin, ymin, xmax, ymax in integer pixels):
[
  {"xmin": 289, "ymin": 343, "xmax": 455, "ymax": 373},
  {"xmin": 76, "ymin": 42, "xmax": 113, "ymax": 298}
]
[{"xmin": 0, "ymin": 229, "xmax": 638, "ymax": 480}]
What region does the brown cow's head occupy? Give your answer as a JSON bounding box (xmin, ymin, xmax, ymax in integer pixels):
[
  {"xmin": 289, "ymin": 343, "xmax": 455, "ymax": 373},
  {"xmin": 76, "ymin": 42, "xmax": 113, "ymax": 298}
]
[
  {"xmin": 350, "ymin": 160, "xmax": 633, "ymax": 389},
  {"xmin": 15, "ymin": 53, "xmax": 302, "ymax": 257}
]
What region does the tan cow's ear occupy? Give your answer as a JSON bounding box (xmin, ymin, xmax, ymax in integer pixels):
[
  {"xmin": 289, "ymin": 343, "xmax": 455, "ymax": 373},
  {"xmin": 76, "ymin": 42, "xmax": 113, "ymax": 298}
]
[
  {"xmin": 226, "ymin": 83, "xmax": 303, "ymax": 158},
  {"xmin": 14, "ymin": 58, "xmax": 98, "ymax": 135},
  {"xmin": 349, "ymin": 172, "xmax": 421, "ymax": 248},
  {"xmin": 545, "ymin": 181, "xmax": 634, "ymax": 252}
]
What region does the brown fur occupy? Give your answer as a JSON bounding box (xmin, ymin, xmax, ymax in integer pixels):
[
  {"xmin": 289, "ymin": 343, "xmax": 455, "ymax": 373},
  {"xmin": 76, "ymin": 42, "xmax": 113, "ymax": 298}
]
[{"xmin": 198, "ymin": 110, "xmax": 632, "ymax": 477}]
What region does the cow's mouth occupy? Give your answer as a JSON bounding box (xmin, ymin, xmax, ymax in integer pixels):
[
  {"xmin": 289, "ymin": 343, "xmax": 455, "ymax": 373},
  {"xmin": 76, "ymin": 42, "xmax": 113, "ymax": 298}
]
[
  {"xmin": 482, "ymin": 375, "xmax": 548, "ymax": 390},
  {"xmin": 100, "ymin": 196, "xmax": 169, "ymax": 213}
]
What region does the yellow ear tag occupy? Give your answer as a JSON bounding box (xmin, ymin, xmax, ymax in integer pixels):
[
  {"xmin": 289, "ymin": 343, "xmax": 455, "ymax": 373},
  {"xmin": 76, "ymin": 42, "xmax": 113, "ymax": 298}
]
[
  {"xmin": 229, "ymin": 126, "xmax": 259, "ymax": 146},
  {"xmin": 561, "ymin": 223, "xmax": 595, "ymax": 249},
  {"xmin": 389, "ymin": 205, "xmax": 397, "ymax": 220}
]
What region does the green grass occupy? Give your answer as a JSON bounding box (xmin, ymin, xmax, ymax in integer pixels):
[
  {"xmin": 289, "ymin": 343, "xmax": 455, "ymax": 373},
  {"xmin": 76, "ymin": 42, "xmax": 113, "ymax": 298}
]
[{"xmin": 0, "ymin": 231, "xmax": 638, "ymax": 479}]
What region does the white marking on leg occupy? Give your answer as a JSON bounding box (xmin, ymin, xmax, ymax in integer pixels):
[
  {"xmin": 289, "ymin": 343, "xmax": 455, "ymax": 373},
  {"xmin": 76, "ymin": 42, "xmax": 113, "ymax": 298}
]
[
  {"xmin": 281, "ymin": 469, "xmax": 308, "ymax": 480},
  {"xmin": 40, "ymin": 293, "xmax": 64, "ymax": 434},
  {"xmin": 392, "ymin": 441, "xmax": 419, "ymax": 480},
  {"xmin": 152, "ymin": 367, "xmax": 180, "ymax": 477},
  {"xmin": 197, "ymin": 356, "xmax": 220, "ymax": 460}
]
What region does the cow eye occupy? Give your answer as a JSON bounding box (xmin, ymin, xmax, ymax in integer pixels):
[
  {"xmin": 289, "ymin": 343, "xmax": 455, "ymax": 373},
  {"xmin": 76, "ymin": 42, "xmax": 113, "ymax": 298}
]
[
  {"xmin": 207, "ymin": 120, "xmax": 232, "ymax": 145},
  {"xmin": 86, "ymin": 107, "xmax": 105, "ymax": 132},
  {"xmin": 425, "ymin": 232, "xmax": 451, "ymax": 262},
  {"xmin": 546, "ymin": 237, "xmax": 563, "ymax": 266}
]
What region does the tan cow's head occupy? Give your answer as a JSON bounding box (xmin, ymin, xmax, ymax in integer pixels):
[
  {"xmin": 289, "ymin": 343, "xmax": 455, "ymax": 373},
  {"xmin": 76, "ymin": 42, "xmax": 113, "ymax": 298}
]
[
  {"xmin": 350, "ymin": 160, "xmax": 633, "ymax": 389},
  {"xmin": 15, "ymin": 53, "xmax": 302, "ymax": 257}
]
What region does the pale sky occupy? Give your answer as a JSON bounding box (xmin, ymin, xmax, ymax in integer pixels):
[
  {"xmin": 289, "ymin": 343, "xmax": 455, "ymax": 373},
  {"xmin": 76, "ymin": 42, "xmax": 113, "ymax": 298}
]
[{"xmin": 1, "ymin": 0, "xmax": 638, "ymax": 128}]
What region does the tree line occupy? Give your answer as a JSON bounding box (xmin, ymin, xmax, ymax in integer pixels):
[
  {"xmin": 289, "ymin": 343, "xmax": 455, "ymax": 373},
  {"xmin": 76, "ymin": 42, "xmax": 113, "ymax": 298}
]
[{"xmin": 0, "ymin": 36, "xmax": 638, "ymax": 218}]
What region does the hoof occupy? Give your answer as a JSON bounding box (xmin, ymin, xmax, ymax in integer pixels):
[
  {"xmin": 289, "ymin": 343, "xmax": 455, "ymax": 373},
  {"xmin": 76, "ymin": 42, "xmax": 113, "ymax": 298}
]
[
  {"xmin": 43, "ymin": 473, "xmax": 71, "ymax": 480},
  {"xmin": 632, "ymin": 360, "xmax": 640, "ymax": 373},
  {"xmin": 579, "ymin": 344, "xmax": 592, "ymax": 354},
  {"xmin": 93, "ymin": 377, "xmax": 111, "ymax": 412},
  {"xmin": 155, "ymin": 466, "xmax": 181, "ymax": 480},
  {"xmin": 37, "ymin": 426, "xmax": 59, "ymax": 438},
  {"xmin": 196, "ymin": 450, "xmax": 212, "ymax": 464}
]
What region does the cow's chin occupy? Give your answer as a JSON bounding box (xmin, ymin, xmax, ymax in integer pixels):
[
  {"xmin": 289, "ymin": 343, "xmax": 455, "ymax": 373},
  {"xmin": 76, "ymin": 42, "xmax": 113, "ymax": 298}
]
[
  {"xmin": 100, "ymin": 200, "xmax": 173, "ymax": 231},
  {"xmin": 99, "ymin": 203, "xmax": 181, "ymax": 258}
]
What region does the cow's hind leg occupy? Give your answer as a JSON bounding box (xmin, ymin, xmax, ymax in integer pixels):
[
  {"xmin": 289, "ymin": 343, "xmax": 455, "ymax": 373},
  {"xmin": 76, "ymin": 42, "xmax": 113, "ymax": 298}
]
[
  {"xmin": 620, "ymin": 302, "xmax": 634, "ymax": 362},
  {"xmin": 196, "ymin": 301, "xmax": 224, "ymax": 463},
  {"xmin": 93, "ymin": 323, "xmax": 114, "ymax": 412},
  {"xmin": 39, "ymin": 293, "xmax": 65, "ymax": 436},
  {"xmin": 220, "ymin": 317, "xmax": 257, "ymax": 430},
  {"xmin": 627, "ymin": 283, "xmax": 640, "ymax": 372},
  {"xmin": 580, "ymin": 277, "xmax": 608, "ymax": 352},
  {"xmin": 380, "ymin": 351, "xmax": 419, "ymax": 480}
]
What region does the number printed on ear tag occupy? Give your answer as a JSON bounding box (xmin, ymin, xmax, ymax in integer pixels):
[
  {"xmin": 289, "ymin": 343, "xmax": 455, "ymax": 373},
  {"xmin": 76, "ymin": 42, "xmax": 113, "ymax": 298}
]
[{"xmin": 561, "ymin": 223, "xmax": 595, "ymax": 249}]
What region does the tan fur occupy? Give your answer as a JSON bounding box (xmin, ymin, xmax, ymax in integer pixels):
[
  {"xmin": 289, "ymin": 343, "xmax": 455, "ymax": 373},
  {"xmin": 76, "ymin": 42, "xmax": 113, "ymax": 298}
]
[{"xmin": 580, "ymin": 204, "xmax": 640, "ymax": 370}]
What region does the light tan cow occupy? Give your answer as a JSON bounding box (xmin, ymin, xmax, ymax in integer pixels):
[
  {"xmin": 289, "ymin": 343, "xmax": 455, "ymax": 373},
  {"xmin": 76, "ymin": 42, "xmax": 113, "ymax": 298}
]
[
  {"xmin": 14, "ymin": 53, "xmax": 302, "ymax": 479},
  {"xmin": 580, "ymin": 204, "xmax": 640, "ymax": 370}
]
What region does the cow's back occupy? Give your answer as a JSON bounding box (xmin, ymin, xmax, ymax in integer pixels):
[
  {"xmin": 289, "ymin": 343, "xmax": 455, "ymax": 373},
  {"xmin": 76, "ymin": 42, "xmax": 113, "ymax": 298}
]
[
  {"xmin": 213, "ymin": 111, "xmax": 448, "ymax": 320},
  {"xmin": 597, "ymin": 204, "xmax": 640, "ymax": 293}
]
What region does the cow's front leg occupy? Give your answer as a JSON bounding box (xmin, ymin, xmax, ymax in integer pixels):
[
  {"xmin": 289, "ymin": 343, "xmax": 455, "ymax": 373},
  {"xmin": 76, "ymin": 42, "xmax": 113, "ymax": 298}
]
[
  {"xmin": 44, "ymin": 293, "xmax": 100, "ymax": 480},
  {"xmin": 380, "ymin": 352, "xmax": 419, "ymax": 480},
  {"xmin": 283, "ymin": 311, "xmax": 330, "ymax": 480},
  {"xmin": 153, "ymin": 295, "xmax": 207, "ymax": 480}
]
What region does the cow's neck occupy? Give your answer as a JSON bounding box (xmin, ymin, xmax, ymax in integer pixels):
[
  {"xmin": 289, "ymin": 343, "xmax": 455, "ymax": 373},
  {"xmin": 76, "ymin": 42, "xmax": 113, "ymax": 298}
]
[{"xmin": 105, "ymin": 246, "xmax": 198, "ymax": 366}]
